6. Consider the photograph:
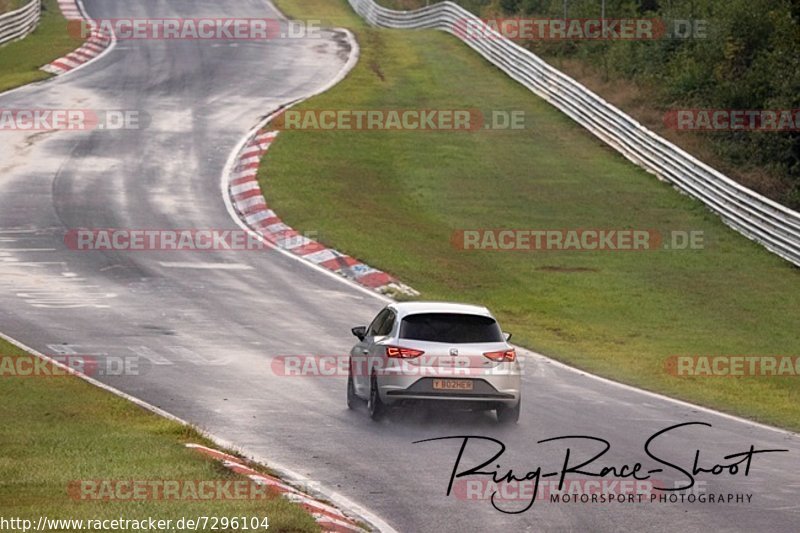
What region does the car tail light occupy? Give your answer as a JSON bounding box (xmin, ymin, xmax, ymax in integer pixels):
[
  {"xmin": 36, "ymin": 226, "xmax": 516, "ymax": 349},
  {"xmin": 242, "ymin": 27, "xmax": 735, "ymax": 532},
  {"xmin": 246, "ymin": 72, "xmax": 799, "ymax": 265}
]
[
  {"xmin": 386, "ymin": 346, "xmax": 425, "ymax": 359},
  {"xmin": 483, "ymin": 349, "xmax": 516, "ymax": 362}
]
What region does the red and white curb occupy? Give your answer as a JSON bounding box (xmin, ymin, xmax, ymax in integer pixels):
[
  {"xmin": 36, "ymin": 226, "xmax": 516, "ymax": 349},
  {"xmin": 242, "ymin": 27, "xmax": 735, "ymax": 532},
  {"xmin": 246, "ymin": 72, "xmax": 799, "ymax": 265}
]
[
  {"xmin": 186, "ymin": 444, "xmax": 366, "ymax": 533},
  {"xmin": 228, "ymin": 128, "xmax": 419, "ymax": 298},
  {"xmin": 40, "ymin": 0, "xmax": 111, "ymax": 75}
]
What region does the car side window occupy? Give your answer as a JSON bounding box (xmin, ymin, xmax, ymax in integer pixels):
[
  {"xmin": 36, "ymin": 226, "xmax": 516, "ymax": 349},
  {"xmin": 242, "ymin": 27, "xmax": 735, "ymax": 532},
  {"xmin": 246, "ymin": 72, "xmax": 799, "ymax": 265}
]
[
  {"xmin": 375, "ymin": 310, "xmax": 396, "ymax": 337},
  {"xmin": 366, "ymin": 309, "xmax": 390, "ymax": 337}
]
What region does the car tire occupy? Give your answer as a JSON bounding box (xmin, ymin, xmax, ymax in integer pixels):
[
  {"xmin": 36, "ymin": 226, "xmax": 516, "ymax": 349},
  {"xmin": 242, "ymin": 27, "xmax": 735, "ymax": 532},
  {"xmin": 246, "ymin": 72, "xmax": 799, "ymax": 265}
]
[
  {"xmin": 496, "ymin": 399, "xmax": 520, "ymax": 424},
  {"xmin": 367, "ymin": 373, "xmax": 385, "ymax": 421},
  {"xmin": 346, "ymin": 365, "xmax": 360, "ymax": 409}
]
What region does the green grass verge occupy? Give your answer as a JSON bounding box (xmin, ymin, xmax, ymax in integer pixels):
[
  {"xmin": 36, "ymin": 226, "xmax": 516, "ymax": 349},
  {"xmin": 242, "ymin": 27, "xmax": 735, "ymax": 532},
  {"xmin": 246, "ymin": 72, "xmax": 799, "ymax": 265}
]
[
  {"xmin": 0, "ymin": 338, "xmax": 318, "ymax": 531},
  {"xmin": 267, "ymin": 0, "xmax": 800, "ymax": 430},
  {"xmin": 0, "ymin": 0, "xmax": 84, "ymax": 93}
]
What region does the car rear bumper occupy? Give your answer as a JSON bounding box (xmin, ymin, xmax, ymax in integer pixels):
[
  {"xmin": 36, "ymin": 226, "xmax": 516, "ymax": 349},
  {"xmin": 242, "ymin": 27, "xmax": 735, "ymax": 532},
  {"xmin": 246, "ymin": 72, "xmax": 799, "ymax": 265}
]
[{"xmin": 378, "ymin": 374, "xmax": 521, "ymax": 406}]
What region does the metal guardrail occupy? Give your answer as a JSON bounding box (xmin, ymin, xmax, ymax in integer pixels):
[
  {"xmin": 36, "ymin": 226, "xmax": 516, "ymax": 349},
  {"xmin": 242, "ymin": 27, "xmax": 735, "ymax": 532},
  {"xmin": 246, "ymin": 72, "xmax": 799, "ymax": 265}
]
[
  {"xmin": 0, "ymin": 0, "xmax": 40, "ymax": 46},
  {"xmin": 348, "ymin": 0, "xmax": 800, "ymax": 267}
]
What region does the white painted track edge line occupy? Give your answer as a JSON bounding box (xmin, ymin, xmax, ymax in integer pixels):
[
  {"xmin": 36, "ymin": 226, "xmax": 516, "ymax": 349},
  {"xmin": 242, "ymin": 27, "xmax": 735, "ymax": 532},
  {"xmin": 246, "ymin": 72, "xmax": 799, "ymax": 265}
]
[
  {"xmin": 0, "ymin": 9, "xmax": 390, "ymax": 533},
  {"xmin": 219, "ymin": 29, "xmax": 393, "ymax": 306},
  {"xmin": 49, "ymin": 0, "xmax": 117, "ymax": 79},
  {"xmin": 224, "ymin": 9, "xmax": 797, "ymax": 439},
  {"xmin": 0, "ymin": 330, "xmax": 395, "ymax": 533},
  {"xmin": 520, "ymin": 349, "xmax": 799, "ymax": 438},
  {"xmin": 0, "ymin": 331, "xmax": 190, "ymax": 426}
]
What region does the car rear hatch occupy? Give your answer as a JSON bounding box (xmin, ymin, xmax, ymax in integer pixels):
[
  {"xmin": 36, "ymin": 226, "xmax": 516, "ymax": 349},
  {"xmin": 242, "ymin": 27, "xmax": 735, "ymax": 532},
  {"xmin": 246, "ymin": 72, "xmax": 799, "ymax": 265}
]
[{"xmin": 386, "ymin": 312, "xmax": 512, "ymax": 373}]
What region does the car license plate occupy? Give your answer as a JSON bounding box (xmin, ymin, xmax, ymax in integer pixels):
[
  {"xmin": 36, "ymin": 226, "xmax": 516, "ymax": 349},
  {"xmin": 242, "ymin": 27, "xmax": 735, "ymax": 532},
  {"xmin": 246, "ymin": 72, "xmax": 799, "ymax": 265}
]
[{"xmin": 432, "ymin": 379, "xmax": 474, "ymax": 391}]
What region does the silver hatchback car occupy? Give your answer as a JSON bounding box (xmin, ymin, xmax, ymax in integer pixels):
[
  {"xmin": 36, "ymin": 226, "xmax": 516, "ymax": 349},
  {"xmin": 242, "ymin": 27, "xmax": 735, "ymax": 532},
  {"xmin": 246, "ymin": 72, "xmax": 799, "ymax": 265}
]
[{"xmin": 347, "ymin": 302, "xmax": 522, "ymax": 423}]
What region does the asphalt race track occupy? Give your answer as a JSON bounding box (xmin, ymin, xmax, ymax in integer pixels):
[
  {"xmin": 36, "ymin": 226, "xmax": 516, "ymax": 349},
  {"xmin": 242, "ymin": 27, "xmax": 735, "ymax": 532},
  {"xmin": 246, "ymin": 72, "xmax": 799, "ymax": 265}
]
[{"xmin": 0, "ymin": 1, "xmax": 797, "ymax": 531}]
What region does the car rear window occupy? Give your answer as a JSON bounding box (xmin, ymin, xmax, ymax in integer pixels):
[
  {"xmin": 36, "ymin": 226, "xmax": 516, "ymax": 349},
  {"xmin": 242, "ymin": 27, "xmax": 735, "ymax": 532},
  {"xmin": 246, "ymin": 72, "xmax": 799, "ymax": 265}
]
[{"xmin": 399, "ymin": 313, "xmax": 503, "ymax": 343}]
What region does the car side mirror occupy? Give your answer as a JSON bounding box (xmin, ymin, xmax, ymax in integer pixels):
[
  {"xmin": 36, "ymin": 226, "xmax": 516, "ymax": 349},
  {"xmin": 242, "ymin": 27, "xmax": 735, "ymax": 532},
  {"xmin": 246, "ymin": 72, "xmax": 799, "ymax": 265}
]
[
  {"xmin": 503, "ymin": 332, "xmax": 512, "ymax": 341},
  {"xmin": 351, "ymin": 326, "xmax": 367, "ymax": 341}
]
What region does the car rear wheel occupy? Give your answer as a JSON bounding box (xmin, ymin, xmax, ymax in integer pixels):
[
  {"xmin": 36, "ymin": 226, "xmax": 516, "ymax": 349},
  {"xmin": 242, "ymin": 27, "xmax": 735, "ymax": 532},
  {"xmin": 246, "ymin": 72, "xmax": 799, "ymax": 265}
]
[
  {"xmin": 496, "ymin": 399, "xmax": 520, "ymax": 424},
  {"xmin": 367, "ymin": 373, "xmax": 385, "ymax": 421}
]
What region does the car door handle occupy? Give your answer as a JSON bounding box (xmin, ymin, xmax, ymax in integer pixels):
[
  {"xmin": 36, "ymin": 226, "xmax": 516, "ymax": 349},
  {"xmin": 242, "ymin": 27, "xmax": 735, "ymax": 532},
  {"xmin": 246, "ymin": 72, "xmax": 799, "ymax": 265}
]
[{"xmin": 360, "ymin": 349, "xmax": 369, "ymax": 355}]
